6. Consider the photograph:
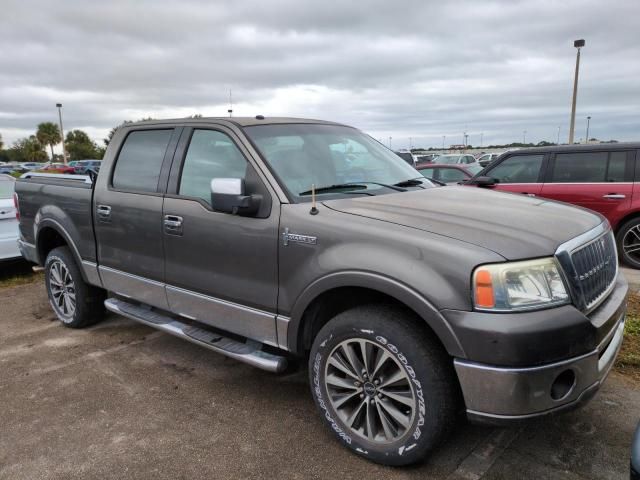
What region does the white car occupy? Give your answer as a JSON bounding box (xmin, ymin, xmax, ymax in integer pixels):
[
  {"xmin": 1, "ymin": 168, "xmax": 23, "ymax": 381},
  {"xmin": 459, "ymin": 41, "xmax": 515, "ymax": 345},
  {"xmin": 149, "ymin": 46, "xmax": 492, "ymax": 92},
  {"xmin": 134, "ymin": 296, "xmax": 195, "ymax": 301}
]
[
  {"xmin": 476, "ymin": 152, "xmax": 502, "ymax": 167},
  {"xmin": 0, "ymin": 175, "xmax": 21, "ymax": 261},
  {"xmin": 433, "ymin": 154, "xmax": 478, "ymax": 165}
]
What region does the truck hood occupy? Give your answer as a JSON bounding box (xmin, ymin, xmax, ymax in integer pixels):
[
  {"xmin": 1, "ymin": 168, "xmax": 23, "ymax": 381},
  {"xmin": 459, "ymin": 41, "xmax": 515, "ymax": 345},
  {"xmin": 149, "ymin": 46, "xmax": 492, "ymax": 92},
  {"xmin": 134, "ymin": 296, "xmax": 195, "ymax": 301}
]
[{"xmin": 324, "ymin": 186, "xmax": 603, "ymax": 260}]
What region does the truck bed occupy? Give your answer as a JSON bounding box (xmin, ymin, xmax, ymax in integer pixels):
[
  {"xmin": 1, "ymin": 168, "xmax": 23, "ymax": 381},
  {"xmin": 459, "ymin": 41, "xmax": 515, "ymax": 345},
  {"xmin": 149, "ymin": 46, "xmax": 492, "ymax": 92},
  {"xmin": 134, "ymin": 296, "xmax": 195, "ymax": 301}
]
[{"xmin": 16, "ymin": 173, "xmax": 97, "ymax": 264}]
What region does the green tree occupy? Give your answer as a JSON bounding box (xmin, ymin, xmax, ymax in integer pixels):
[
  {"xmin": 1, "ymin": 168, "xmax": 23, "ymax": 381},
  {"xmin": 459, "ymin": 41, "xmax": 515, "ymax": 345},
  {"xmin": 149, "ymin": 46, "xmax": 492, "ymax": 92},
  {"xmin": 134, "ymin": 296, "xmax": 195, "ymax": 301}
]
[
  {"xmin": 12, "ymin": 136, "xmax": 47, "ymax": 162},
  {"xmin": 65, "ymin": 130, "xmax": 102, "ymax": 161},
  {"xmin": 36, "ymin": 122, "xmax": 62, "ymax": 160}
]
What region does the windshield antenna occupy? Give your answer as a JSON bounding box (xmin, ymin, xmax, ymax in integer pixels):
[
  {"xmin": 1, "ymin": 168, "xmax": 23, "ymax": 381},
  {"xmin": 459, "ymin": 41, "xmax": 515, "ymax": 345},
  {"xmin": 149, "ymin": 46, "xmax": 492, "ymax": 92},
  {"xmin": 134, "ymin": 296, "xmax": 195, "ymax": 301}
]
[{"xmin": 310, "ymin": 184, "xmax": 319, "ymax": 215}]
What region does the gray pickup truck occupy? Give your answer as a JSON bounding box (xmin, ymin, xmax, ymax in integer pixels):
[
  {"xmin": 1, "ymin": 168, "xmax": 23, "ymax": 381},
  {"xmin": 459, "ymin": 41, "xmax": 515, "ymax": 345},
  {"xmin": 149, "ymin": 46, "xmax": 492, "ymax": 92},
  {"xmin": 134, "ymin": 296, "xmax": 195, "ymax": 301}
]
[{"xmin": 16, "ymin": 117, "xmax": 628, "ymax": 466}]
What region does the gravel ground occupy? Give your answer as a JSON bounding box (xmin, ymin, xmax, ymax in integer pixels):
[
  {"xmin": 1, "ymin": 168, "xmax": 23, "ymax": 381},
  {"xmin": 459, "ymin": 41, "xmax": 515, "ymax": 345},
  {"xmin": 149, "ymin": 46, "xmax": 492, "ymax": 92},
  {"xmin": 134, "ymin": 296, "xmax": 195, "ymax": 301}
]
[{"xmin": 0, "ymin": 278, "xmax": 638, "ymax": 480}]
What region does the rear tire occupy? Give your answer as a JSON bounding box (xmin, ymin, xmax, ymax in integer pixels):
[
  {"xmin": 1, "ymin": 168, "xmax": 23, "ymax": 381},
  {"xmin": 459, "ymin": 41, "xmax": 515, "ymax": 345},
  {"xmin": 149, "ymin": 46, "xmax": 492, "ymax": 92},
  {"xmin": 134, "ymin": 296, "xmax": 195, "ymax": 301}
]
[
  {"xmin": 308, "ymin": 304, "xmax": 459, "ymax": 466},
  {"xmin": 44, "ymin": 246, "xmax": 106, "ymax": 328},
  {"xmin": 616, "ymin": 218, "xmax": 640, "ymax": 269}
]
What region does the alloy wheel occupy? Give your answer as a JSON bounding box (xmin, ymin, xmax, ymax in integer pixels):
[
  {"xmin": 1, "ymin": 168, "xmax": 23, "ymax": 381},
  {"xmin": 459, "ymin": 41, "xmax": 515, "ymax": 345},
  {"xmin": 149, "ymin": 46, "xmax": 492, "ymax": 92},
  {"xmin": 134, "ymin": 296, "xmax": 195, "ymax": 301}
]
[
  {"xmin": 623, "ymin": 225, "xmax": 640, "ymax": 263},
  {"xmin": 49, "ymin": 260, "xmax": 76, "ymax": 318},
  {"xmin": 324, "ymin": 338, "xmax": 416, "ymax": 444}
]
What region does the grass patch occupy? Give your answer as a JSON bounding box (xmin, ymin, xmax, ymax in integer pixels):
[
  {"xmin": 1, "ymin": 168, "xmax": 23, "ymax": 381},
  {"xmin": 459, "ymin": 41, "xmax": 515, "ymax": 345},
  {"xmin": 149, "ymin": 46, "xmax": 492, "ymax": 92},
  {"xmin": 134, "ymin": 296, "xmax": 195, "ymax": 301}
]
[
  {"xmin": 0, "ymin": 262, "xmax": 43, "ymax": 289},
  {"xmin": 614, "ymin": 291, "xmax": 640, "ymax": 381}
]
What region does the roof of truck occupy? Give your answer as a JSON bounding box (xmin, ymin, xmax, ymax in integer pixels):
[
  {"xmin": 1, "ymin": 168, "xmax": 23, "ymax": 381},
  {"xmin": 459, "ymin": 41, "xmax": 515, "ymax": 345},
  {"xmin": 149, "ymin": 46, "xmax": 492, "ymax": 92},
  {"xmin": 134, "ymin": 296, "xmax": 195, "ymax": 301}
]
[{"xmin": 127, "ymin": 116, "xmax": 348, "ymax": 128}]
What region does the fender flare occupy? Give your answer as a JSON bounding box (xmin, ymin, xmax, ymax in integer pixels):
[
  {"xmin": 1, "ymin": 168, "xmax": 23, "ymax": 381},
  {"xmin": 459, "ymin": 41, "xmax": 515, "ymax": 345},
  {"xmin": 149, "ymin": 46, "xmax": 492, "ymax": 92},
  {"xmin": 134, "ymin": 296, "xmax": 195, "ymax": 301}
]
[
  {"xmin": 286, "ymin": 270, "xmax": 466, "ymax": 358},
  {"xmin": 35, "ymin": 218, "xmax": 89, "ymax": 282}
]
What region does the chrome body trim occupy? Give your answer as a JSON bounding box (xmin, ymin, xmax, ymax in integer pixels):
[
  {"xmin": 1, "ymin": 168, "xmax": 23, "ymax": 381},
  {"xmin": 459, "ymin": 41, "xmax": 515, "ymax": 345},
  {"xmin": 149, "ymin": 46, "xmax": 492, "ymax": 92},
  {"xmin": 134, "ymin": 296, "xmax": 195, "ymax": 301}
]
[
  {"xmin": 99, "ymin": 266, "xmax": 169, "ymax": 310},
  {"xmin": 275, "ymin": 315, "xmax": 290, "ymax": 351},
  {"xmin": 455, "ymin": 311, "xmax": 625, "ymax": 419},
  {"xmin": 165, "ymin": 285, "xmax": 278, "ymax": 347},
  {"xmin": 81, "ymin": 260, "xmax": 102, "ymax": 288},
  {"xmin": 104, "ymin": 298, "xmax": 287, "ymax": 373},
  {"xmin": 20, "ymin": 172, "xmax": 92, "ymax": 184}
]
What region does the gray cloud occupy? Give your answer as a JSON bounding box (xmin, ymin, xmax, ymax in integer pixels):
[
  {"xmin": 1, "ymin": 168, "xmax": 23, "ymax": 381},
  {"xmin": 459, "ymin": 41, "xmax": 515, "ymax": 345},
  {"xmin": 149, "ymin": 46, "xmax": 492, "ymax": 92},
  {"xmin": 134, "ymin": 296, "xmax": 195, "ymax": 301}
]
[{"xmin": 1, "ymin": 0, "xmax": 638, "ymax": 151}]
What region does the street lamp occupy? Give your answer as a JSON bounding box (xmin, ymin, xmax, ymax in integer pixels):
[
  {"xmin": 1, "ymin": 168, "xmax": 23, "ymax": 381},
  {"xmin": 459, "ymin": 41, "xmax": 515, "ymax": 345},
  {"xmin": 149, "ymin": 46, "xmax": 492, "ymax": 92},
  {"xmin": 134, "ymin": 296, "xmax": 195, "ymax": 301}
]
[
  {"xmin": 523, "ymin": 130, "xmax": 527, "ymax": 144},
  {"xmin": 557, "ymin": 126, "xmax": 561, "ymax": 145},
  {"xmin": 442, "ymin": 135, "xmax": 446, "ymax": 150},
  {"xmin": 568, "ymin": 39, "xmax": 585, "ymax": 144},
  {"xmin": 585, "ymin": 116, "xmax": 591, "ymax": 144},
  {"xmin": 388, "ymin": 136, "xmax": 392, "ymax": 149},
  {"xmin": 55, "ymin": 103, "xmax": 67, "ymax": 164}
]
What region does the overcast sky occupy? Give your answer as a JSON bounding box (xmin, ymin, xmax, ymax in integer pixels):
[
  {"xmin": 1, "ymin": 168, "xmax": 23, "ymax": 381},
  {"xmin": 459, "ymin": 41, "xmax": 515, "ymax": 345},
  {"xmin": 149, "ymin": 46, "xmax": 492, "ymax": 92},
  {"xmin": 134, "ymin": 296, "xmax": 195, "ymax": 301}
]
[{"xmin": 1, "ymin": 0, "xmax": 639, "ymax": 152}]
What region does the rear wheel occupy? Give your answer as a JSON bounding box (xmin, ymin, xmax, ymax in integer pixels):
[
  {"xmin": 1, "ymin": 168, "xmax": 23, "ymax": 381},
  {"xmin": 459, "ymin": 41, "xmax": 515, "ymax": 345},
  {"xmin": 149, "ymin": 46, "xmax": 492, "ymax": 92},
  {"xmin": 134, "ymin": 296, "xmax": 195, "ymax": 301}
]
[
  {"xmin": 308, "ymin": 305, "xmax": 459, "ymax": 466},
  {"xmin": 617, "ymin": 218, "xmax": 640, "ymax": 269},
  {"xmin": 44, "ymin": 246, "xmax": 105, "ymax": 328}
]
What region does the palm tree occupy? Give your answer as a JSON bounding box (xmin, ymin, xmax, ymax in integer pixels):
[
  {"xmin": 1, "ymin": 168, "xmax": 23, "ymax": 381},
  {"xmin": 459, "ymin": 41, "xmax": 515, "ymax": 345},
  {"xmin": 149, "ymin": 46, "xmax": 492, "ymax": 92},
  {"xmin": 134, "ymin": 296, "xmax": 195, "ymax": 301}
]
[{"xmin": 36, "ymin": 122, "xmax": 62, "ymax": 160}]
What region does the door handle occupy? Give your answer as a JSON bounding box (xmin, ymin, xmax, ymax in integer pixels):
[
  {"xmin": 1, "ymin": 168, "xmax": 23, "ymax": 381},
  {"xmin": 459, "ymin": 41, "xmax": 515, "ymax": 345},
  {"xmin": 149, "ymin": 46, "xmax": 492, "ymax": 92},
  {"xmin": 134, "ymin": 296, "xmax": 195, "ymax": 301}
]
[
  {"xmin": 96, "ymin": 204, "xmax": 111, "ymax": 221},
  {"xmin": 602, "ymin": 194, "xmax": 626, "ymax": 199},
  {"xmin": 522, "ymin": 193, "xmax": 536, "ymax": 197},
  {"xmin": 164, "ymin": 215, "xmax": 183, "ymax": 235}
]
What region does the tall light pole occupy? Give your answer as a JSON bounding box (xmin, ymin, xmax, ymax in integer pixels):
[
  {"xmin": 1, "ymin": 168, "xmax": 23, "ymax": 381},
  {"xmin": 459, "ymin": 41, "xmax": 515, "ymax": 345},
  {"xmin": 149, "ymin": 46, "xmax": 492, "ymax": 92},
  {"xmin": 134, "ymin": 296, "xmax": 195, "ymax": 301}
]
[
  {"xmin": 442, "ymin": 135, "xmax": 445, "ymax": 150},
  {"xmin": 557, "ymin": 126, "xmax": 561, "ymax": 145},
  {"xmin": 568, "ymin": 39, "xmax": 585, "ymax": 144},
  {"xmin": 585, "ymin": 116, "xmax": 591, "ymax": 143},
  {"xmin": 523, "ymin": 130, "xmax": 527, "ymax": 144},
  {"xmin": 55, "ymin": 103, "xmax": 67, "ymax": 164},
  {"xmin": 388, "ymin": 136, "xmax": 392, "ymax": 149}
]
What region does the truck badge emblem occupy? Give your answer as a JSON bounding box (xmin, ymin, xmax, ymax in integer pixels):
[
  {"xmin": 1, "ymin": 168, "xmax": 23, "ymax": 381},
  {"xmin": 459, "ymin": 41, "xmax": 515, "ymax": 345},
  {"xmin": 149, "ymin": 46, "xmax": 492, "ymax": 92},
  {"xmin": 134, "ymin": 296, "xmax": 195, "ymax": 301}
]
[{"xmin": 282, "ymin": 228, "xmax": 317, "ymax": 246}]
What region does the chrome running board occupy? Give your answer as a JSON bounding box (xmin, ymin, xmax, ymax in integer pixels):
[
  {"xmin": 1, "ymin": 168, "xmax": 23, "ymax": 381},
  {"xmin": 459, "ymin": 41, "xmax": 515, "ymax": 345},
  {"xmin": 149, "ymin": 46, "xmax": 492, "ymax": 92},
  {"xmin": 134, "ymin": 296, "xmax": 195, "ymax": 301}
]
[{"xmin": 104, "ymin": 298, "xmax": 288, "ymax": 373}]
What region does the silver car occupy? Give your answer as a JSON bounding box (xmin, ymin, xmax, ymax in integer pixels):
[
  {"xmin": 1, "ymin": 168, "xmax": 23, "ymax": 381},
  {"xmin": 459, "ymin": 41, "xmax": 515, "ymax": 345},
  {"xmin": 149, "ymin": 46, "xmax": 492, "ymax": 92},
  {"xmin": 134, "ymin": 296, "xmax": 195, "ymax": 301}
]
[{"xmin": 0, "ymin": 175, "xmax": 20, "ymax": 260}]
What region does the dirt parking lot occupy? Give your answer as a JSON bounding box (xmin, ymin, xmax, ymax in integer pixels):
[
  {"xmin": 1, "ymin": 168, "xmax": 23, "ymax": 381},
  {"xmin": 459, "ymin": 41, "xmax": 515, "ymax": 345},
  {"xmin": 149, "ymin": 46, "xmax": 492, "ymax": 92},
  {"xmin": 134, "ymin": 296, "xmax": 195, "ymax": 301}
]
[{"xmin": 1, "ymin": 268, "xmax": 638, "ymax": 480}]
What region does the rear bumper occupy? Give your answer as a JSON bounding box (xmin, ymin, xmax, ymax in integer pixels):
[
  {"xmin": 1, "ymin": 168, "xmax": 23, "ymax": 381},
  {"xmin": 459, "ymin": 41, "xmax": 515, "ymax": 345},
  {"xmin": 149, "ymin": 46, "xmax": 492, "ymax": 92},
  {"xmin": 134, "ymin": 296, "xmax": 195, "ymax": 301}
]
[
  {"xmin": 452, "ymin": 275, "xmax": 628, "ymax": 425},
  {"xmin": 0, "ymin": 235, "xmax": 21, "ymax": 260},
  {"xmin": 17, "ymin": 238, "xmax": 38, "ymax": 264}
]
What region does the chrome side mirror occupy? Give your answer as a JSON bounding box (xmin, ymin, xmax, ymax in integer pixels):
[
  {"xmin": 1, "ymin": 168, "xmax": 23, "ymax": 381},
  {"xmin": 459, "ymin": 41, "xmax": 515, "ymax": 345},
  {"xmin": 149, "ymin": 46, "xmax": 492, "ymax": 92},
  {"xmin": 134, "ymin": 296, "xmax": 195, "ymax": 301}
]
[{"xmin": 210, "ymin": 178, "xmax": 257, "ymax": 215}]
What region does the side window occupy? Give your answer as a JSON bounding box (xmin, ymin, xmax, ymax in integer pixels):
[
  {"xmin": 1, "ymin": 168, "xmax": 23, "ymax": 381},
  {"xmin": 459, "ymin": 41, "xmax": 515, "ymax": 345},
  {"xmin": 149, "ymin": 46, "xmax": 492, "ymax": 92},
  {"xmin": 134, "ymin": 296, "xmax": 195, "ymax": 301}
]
[
  {"xmin": 439, "ymin": 168, "xmax": 467, "ymax": 182},
  {"xmin": 487, "ymin": 154, "xmax": 544, "ymax": 183},
  {"xmin": 112, "ymin": 129, "xmax": 173, "ymax": 192},
  {"xmin": 551, "ymin": 152, "xmax": 608, "ymax": 183},
  {"xmin": 179, "ymin": 129, "xmax": 248, "ymax": 204},
  {"xmin": 419, "ymin": 167, "xmax": 436, "ymax": 179},
  {"xmin": 607, "ymin": 152, "xmax": 626, "ymax": 182}
]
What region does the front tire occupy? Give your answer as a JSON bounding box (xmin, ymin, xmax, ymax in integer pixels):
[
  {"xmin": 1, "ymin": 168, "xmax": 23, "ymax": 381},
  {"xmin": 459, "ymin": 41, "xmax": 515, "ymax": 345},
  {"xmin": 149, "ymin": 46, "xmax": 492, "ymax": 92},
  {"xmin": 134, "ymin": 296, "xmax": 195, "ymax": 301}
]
[
  {"xmin": 44, "ymin": 246, "xmax": 106, "ymax": 328},
  {"xmin": 617, "ymin": 218, "xmax": 640, "ymax": 269},
  {"xmin": 308, "ymin": 305, "xmax": 459, "ymax": 466}
]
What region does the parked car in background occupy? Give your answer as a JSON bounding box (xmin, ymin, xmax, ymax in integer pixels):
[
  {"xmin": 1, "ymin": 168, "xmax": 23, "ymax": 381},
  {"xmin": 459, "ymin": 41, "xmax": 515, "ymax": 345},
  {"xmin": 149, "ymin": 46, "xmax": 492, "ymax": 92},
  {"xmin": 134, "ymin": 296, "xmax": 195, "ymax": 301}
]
[
  {"xmin": 416, "ymin": 162, "xmax": 483, "ymax": 184},
  {"xmin": 476, "ymin": 152, "xmax": 501, "ymax": 167},
  {"xmin": 0, "ymin": 164, "xmax": 16, "ymax": 175},
  {"xmin": 0, "ymin": 174, "xmax": 20, "ymax": 261},
  {"xmin": 73, "ymin": 160, "xmax": 102, "ymax": 174},
  {"xmin": 38, "ymin": 163, "xmax": 75, "ymax": 174},
  {"xmin": 16, "ymin": 116, "xmax": 628, "ymax": 466},
  {"xmin": 415, "ymin": 153, "xmax": 438, "ymax": 163},
  {"xmin": 434, "ymin": 153, "xmax": 478, "ymax": 165},
  {"xmin": 468, "ymin": 143, "xmax": 640, "ymax": 267},
  {"xmin": 20, "ymin": 162, "xmax": 46, "ymax": 171},
  {"xmin": 394, "ymin": 150, "xmax": 417, "ymax": 166}
]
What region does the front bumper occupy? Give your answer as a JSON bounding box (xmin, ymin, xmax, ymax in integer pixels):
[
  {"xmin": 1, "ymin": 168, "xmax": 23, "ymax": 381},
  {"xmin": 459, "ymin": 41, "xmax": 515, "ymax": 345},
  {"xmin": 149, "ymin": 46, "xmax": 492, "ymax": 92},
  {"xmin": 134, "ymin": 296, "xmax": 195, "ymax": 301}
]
[{"xmin": 450, "ymin": 273, "xmax": 628, "ymax": 424}]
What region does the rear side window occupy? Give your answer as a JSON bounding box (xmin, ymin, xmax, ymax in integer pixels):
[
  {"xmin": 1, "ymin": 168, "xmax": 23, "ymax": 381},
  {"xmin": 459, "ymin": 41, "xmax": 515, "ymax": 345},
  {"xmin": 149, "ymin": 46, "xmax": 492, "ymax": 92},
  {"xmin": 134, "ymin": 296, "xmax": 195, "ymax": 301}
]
[
  {"xmin": 487, "ymin": 154, "xmax": 544, "ymax": 183},
  {"xmin": 439, "ymin": 168, "xmax": 467, "ymax": 182},
  {"xmin": 551, "ymin": 151, "xmax": 626, "ymax": 183},
  {"xmin": 112, "ymin": 129, "xmax": 173, "ymax": 192},
  {"xmin": 419, "ymin": 167, "xmax": 435, "ymax": 178},
  {"xmin": 179, "ymin": 129, "xmax": 248, "ymax": 204}
]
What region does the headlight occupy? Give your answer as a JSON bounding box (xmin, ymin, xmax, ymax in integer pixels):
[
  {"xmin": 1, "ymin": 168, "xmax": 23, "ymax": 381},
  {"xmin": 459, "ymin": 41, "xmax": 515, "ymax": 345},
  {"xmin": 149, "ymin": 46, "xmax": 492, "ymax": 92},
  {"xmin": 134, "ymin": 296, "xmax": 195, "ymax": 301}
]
[{"xmin": 473, "ymin": 258, "xmax": 570, "ymax": 311}]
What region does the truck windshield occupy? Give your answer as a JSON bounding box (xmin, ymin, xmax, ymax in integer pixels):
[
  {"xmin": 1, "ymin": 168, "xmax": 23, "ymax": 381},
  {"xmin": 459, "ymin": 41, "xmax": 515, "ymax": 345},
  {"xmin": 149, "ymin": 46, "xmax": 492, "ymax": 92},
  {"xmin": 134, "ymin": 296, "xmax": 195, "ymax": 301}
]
[{"xmin": 243, "ymin": 124, "xmax": 432, "ymax": 202}]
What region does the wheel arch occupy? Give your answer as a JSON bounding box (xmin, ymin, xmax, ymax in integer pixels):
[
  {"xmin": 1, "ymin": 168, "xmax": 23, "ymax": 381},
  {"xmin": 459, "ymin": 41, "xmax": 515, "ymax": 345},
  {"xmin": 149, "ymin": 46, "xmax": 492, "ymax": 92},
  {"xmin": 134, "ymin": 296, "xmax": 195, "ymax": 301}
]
[
  {"xmin": 286, "ymin": 271, "xmax": 466, "ymax": 358},
  {"xmin": 613, "ymin": 210, "xmax": 640, "ymax": 234},
  {"xmin": 35, "ymin": 220, "xmax": 88, "ymax": 282}
]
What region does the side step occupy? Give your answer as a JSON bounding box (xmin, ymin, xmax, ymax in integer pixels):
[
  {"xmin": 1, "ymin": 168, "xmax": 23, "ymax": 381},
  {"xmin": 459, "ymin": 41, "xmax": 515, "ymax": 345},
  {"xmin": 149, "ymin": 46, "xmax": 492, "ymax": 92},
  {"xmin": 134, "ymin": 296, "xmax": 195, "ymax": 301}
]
[{"xmin": 104, "ymin": 298, "xmax": 288, "ymax": 373}]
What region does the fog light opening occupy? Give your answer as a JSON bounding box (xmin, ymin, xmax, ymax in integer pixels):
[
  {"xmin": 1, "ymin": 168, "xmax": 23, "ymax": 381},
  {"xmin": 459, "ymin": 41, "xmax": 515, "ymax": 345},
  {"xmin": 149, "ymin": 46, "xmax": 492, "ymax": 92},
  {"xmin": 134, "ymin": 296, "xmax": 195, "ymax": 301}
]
[{"xmin": 551, "ymin": 369, "xmax": 576, "ymax": 401}]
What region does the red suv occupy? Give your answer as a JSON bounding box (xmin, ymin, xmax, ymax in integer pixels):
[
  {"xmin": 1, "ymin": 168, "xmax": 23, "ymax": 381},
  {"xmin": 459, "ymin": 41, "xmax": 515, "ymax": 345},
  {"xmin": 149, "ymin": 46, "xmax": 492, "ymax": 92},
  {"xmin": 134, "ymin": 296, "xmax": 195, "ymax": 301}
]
[{"xmin": 469, "ymin": 143, "xmax": 640, "ymax": 267}]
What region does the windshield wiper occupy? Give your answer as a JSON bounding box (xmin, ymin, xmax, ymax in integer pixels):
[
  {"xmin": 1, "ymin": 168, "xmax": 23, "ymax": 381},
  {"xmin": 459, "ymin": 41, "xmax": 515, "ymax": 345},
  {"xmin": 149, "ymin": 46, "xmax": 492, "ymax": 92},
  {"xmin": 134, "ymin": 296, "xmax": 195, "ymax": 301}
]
[
  {"xmin": 394, "ymin": 177, "xmax": 428, "ymax": 187},
  {"xmin": 299, "ymin": 182, "xmax": 405, "ymax": 196}
]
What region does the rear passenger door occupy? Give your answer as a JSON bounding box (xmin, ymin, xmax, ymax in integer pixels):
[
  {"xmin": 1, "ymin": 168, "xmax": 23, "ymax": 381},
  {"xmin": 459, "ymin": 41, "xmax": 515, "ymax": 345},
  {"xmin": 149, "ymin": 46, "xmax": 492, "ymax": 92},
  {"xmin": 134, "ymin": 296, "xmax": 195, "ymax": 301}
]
[
  {"xmin": 94, "ymin": 127, "xmax": 181, "ymax": 309},
  {"xmin": 540, "ymin": 150, "xmax": 634, "ymax": 227},
  {"xmin": 482, "ymin": 153, "xmax": 546, "ymax": 196}
]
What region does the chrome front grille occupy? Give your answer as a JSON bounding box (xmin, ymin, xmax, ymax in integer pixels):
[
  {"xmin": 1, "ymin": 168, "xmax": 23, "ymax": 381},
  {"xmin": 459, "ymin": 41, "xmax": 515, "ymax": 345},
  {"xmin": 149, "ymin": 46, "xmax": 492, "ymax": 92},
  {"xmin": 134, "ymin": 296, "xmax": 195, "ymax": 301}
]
[{"xmin": 556, "ymin": 226, "xmax": 618, "ymax": 313}]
